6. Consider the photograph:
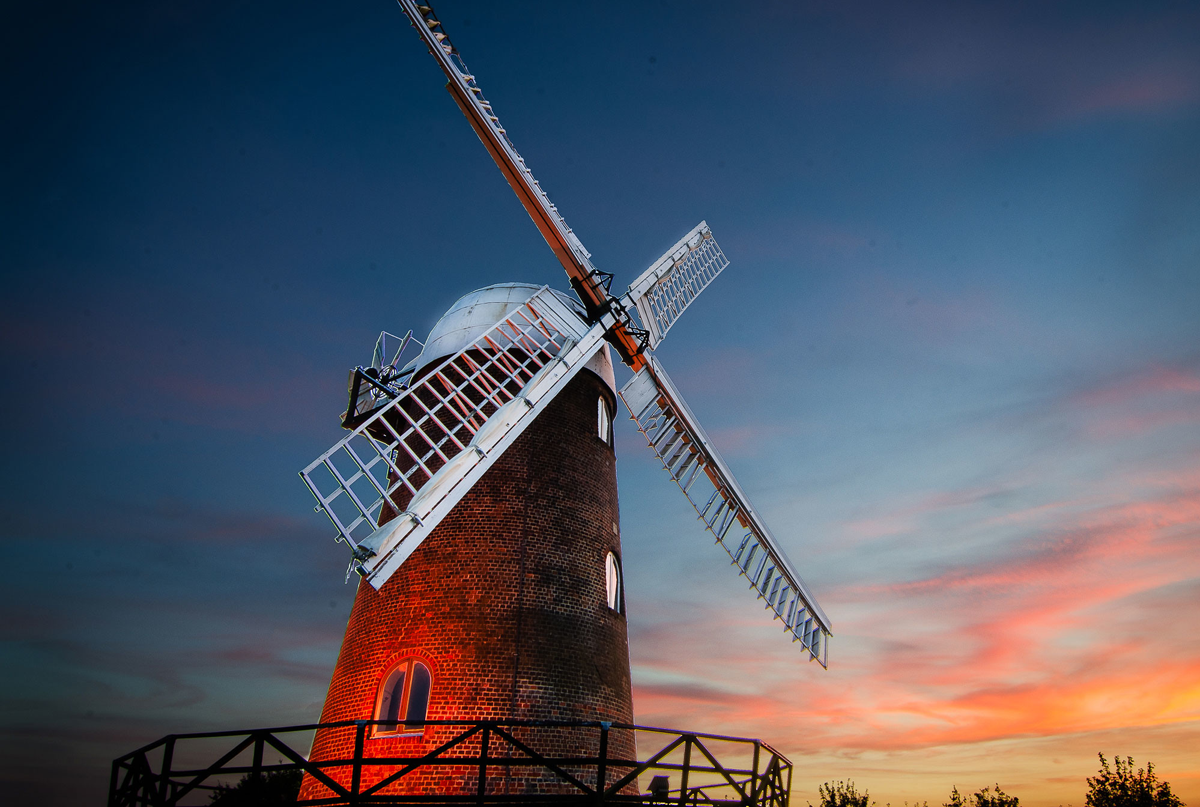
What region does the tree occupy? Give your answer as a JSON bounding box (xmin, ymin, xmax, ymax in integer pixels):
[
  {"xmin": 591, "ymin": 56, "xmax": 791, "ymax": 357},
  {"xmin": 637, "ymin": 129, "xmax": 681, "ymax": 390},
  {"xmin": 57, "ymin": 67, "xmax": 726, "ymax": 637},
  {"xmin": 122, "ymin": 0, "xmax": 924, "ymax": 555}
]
[
  {"xmin": 945, "ymin": 785, "xmax": 1019, "ymax": 807},
  {"xmin": 208, "ymin": 768, "xmax": 302, "ymax": 806},
  {"xmin": 1086, "ymin": 754, "xmax": 1183, "ymax": 807},
  {"xmin": 814, "ymin": 780, "xmax": 874, "ymax": 807},
  {"xmin": 974, "ymin": 785, "xmax": 1020, "ymax": 807}
]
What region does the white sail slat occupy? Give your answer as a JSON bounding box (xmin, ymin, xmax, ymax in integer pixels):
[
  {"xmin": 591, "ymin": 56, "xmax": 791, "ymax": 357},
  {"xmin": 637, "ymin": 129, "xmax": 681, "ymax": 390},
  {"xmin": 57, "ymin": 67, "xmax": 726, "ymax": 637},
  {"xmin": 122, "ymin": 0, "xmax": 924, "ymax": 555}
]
[
  {"xmin": 619, "ymin": 357, "xmax": 832, "ymax": 665},
  {"xmin": 624, "ymin": 222, "xmax": 730, "ymax": 348},
  {"xmin": 301, "ymin": 288, "xmax": 605, "ymax": 589}
]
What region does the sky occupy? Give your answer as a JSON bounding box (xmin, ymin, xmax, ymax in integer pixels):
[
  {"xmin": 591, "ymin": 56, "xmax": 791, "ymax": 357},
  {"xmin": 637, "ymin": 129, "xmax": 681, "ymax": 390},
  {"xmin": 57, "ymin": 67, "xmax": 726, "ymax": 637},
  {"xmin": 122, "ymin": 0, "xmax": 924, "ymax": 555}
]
[{"xmin": 2, "ymin": 1, "xmax": 1199, "ymax": 805}]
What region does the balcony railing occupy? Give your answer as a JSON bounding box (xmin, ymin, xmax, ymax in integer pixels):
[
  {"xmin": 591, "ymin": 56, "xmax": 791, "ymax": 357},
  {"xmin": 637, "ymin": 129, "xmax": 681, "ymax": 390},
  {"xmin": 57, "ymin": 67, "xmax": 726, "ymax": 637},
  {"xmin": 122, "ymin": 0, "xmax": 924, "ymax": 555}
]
[{"xmin": 109, "ymin": 719, "xmax": 792, "ymax": 806}]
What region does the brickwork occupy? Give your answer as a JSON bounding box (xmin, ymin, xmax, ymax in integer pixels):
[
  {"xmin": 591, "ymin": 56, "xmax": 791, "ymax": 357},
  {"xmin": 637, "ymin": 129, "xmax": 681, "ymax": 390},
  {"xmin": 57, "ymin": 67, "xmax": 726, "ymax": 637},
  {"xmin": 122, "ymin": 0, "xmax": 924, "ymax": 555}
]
[{"xmin": 299, "ymin": 369, "xmax": 634, "ymax": 800}]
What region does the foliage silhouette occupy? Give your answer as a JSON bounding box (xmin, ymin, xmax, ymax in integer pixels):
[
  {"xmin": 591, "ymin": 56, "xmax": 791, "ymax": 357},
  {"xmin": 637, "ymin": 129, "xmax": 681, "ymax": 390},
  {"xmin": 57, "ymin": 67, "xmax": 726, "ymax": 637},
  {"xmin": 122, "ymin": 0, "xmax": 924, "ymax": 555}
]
[
  {"xmin": 944, "ymin": 784, "xmax": 1019, "ymax": 807},
  {"xmin": 813, "ymin": 753, "xmax": 1185, "ymax": 807},
  {"xmin": 208, "ymin": 768, "xmax": 301, "ymax": 806},
  {"xmin": 813, "ymin": 779, "xmax": 875, "ymax": 807},
  {"xmin": 1086, "ymin": 754, "xmax": 1183, "ymax": 807}
]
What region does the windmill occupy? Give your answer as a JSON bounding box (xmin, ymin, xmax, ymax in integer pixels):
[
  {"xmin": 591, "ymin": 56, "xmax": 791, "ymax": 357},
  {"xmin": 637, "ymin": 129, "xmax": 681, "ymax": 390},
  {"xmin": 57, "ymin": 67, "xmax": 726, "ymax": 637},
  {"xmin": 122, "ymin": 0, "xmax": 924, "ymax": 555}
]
[{"xmin": 296, "ymin": 1, "xmax": 832, "ymax": 799}]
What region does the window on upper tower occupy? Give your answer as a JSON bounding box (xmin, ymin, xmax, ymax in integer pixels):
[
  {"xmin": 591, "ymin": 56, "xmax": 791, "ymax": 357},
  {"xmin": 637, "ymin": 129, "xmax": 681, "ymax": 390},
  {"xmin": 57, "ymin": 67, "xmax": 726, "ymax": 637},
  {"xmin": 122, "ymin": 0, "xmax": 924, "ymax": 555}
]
[
  {"xmin": 374, "ymin": 658, "xmax": 432, "ymax": 736},
  {"xmin": 605, "ymin": 551, "xmax": 622, "ymax": 613},
  {"xmin": 598, "ymin": 397, "xmax": 612, "ymax": 445}
]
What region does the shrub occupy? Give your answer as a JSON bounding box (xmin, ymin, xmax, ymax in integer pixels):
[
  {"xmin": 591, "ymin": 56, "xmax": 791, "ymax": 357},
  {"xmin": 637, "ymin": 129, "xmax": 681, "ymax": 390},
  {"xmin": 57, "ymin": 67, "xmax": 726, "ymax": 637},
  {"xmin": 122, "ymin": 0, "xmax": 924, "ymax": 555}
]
[
  {"xmin": 209, "ymin": 768, "xmax": 302, "ymax": 806},
  {"xmin": 814, "ymin": 780, "xmax": 874, "ymax": 807},
  {"xmin": 1086, "ymin": 754, "xmax": 1183, "ymax": 807},
  {"xmin": 945, "ymin": 785, "xmax": 1019, "ymax": 807}
]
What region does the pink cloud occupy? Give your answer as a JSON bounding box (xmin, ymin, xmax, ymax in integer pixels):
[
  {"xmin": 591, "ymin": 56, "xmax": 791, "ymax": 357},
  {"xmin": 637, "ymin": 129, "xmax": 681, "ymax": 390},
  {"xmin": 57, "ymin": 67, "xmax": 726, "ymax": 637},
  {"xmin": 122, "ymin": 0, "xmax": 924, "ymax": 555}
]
[
  {"xmin": 624, "ymin": 360, "xmax": 1200, "ymax": 777},
  {"xmin": 1072, "ymin": 366, "xmax": 1200, "ymax": 408},
  {"xmin": 796, "ymin": 221, "xmax": 873, "ymax": 259},
  {"xmin": 842, "ymin": 272, "xmax": 1010, "ymax": 345},
  {"xmin": 702, "ymin": 424, "xmax": 772, "ymax": 459},
  {"xmin": 1061, "ymin": 363, "xmax": 1200, "ymax": 441},
  {"xmin": 885, "ymin": 6, "xmax": 1200, "ymax": 132},
  {"xmin": 658, "ymin": 347, "xmax": 798, "ymax": 458},
  {"xmin": 1051, "ymin": 65, "xmax": 1200, "ymax": 123},
  {"xmin": 0, "ymin": 310, "xmax": 338, "ymax": 434},
  {"xmin": 885, "ymin": 492, "xmax": 1197, "ymax": 596},
  {"xmin": 667, "ymin": 347, "xmax": 762, "ymax": 398},
  {"xmin": 863, "ymin": 487, "xmax": 1200, "ymax": 662},
  {"xmin": 630, "ymin": 470, "xmax": 1200, "ymax": 761},
  {"xmin": 843, "ymin": 484, "xmax": 1031, "ymax": 542},
  {"xmin": 1085, "ymin": 407, "xmax": 1200, "ymax": 440}
]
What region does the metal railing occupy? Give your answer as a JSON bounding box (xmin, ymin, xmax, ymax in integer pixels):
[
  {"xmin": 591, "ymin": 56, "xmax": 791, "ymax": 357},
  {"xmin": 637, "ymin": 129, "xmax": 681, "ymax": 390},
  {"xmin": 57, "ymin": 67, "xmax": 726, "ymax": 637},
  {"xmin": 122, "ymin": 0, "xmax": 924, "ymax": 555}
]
[{"xmin": 109, "ymin": 719, "xmax": 791, "ymax": 806}]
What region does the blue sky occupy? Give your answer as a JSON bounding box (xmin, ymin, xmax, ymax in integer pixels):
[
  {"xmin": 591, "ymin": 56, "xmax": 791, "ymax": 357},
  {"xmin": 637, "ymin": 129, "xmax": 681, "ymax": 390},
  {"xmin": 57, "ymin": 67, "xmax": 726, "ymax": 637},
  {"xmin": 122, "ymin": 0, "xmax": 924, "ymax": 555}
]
[{"xmin": 2, "ymin": 2, "xmax": 1199, "ymax": 805}]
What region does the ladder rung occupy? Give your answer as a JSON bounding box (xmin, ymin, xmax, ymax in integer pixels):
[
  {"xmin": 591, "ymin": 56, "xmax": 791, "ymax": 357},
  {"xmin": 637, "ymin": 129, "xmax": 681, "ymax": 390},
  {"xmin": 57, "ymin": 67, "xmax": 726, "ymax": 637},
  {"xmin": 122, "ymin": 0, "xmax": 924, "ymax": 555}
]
[{"xmin": 731, "ymin": 533, "xmax": 751, "ymax": 563}]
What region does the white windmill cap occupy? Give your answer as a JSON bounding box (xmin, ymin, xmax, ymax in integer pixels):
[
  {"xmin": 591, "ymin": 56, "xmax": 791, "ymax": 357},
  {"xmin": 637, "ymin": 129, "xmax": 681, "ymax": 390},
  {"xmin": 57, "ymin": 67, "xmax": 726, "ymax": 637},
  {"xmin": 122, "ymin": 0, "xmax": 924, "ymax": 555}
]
[{"xmin": 406, "ymin": 282, "xmax": 615, "ymax": 392}]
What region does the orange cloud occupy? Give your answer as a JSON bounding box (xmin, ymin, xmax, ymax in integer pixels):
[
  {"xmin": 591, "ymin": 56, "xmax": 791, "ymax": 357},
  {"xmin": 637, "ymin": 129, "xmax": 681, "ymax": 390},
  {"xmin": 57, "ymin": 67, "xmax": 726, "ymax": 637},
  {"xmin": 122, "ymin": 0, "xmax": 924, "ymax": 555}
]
[{"xmin": 630, "ymin": 470, "xmax": 1200, "ymax": 762}]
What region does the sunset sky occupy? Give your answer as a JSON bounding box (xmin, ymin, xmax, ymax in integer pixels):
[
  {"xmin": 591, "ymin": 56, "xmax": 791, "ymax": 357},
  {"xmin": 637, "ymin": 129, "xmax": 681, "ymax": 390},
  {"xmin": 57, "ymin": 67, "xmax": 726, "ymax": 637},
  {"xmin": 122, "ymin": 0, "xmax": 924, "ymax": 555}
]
[{"xmin": 2, "ymin": 1, "xmax": 1199, "ymax": 805}]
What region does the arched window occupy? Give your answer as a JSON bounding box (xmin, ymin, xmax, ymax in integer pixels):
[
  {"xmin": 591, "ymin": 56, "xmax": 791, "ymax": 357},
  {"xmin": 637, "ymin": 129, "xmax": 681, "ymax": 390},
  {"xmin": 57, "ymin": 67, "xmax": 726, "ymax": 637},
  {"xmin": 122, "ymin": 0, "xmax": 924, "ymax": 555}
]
[
  {"xmin": 605, "ymin": 551, "xmax": 622, "ymax": 613},
  {"xmin": 375, "ymin": 659, "xmax": 432, "ymax": 736},
  {"xmin": 598, "ymin": 397, "xmax": 612, "ymax": 445}
]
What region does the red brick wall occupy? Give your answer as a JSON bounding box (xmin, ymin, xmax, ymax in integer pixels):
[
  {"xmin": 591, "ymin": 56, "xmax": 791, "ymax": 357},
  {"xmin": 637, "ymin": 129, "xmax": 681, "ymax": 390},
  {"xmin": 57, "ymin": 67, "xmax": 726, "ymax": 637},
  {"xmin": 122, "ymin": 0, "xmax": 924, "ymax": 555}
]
[{"xmin": 299, "ymin": 369, "xmax": 635, "ymax": 799}]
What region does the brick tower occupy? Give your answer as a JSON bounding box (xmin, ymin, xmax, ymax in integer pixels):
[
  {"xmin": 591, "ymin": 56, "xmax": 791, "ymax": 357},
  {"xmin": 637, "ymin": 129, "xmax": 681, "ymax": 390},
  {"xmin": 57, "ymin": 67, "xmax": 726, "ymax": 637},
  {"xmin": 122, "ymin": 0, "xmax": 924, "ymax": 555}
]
[{"xmin": 299, "ymin": 285, "xmax": 635, "ymax": 800}]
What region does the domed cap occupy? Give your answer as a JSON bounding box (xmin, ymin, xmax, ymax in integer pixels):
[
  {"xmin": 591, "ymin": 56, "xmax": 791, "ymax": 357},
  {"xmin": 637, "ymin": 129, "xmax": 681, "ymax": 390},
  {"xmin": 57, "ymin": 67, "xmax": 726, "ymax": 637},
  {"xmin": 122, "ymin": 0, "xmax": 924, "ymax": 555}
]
[{"xmin": 407, "ymin": 283, "xmax": 615, "ymax": 392}]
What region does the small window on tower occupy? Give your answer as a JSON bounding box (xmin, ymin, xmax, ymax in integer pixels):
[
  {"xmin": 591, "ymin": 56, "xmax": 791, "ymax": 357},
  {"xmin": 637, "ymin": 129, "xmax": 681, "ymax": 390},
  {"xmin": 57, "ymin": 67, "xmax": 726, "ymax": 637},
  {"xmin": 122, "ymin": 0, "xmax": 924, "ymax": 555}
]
[
  {"xmin": 605, "ymin": 551, "xmax": 622, "ymax": 613},
  {"xmin": 598, "ymin": 398, "xmax": 612, "ymax": 445},
  {"xmin": 374, "ymin": 659, "xmax": 432, "ymax": 736}
]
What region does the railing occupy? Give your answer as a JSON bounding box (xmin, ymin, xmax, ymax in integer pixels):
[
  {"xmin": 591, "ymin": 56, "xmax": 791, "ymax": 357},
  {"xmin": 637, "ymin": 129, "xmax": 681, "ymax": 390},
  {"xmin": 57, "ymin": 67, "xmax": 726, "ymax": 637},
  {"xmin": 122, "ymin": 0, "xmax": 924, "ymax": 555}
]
[{"xmin": 109, "ymin": 719, "xmax": 791, "ymax": 806}]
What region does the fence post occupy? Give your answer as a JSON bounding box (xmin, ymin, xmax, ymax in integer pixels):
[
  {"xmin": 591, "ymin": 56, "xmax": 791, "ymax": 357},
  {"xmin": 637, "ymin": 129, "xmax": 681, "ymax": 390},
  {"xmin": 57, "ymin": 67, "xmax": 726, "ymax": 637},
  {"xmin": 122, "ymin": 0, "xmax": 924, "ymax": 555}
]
[
  {"xmin": 158, "ymin": 736, "xmax": 176, "ymax": 807},
  {"xmin": 108, "ymin": 719, "xmax": 796, "ymax": 807},
  {"xmin": 350, "ymin": 721, "xmax": 367, "ymax": 806},
  {"xmin": 108, "ymin": 758, "xmax": 121, "ymax": 807},
  {"xmin": 750, "ymin": 740, "xmax": 761, "ymax": 805},
  {"xmin": 678, "ymin": 736, "xmax": 692, "ymax": 806},
  {"xmin": 596, "ymin": 722, "xmax": 610, "ymax": 804},
  {"xmin": 477, "ymin": 724, "xmax": 490, "ymax": 804},
  {"xmin": 252, "ymin": 732, "xmax": 264, "ymax": 784}
]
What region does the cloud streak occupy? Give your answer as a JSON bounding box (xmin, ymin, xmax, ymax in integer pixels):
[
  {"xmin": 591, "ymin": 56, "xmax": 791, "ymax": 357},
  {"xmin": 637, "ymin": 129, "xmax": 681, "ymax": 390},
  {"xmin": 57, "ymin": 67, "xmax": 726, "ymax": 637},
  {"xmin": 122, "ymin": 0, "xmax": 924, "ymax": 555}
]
[{"xmin": 626, "ymin": 356, "xmax": 1200, "ymax": 790}]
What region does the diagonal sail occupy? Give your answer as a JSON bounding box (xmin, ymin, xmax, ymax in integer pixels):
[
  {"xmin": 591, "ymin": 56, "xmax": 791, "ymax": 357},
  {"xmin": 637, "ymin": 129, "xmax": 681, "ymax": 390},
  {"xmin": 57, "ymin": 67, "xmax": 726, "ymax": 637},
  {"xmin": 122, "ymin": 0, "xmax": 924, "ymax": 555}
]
[
  {"xmin": 619, "ymin": 357, "xmax": 832, "ymax": 665},
  {"xmin": 394, "ymin": 0, "xmax": 647, "ymax": 369},
  {"xmin": 301, "ymin": 288, "xmax": 606, "ymax": 590},
  {"xmin": 624, "ymin": 222, "xmax": 730, "ymax": 349}
]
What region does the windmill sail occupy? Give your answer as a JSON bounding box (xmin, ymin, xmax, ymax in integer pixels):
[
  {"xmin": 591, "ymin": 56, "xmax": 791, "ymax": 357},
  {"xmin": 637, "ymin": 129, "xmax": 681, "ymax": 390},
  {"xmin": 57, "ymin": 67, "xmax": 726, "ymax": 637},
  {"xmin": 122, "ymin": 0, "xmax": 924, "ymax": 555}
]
[
  {"xmin": 619, "ymin": 357, "xmax": 832, "ymax": 665},
  {"xmin": 301, "ymin": 287, "xmax": 606, "ymax": 589},
  {"xmin": 308, "ymin": 0, "xmax": 838, "ymax": 663},
  {"xmin": 395, "ymin": 0, "xmax": 647, "ymax": 368},
  {"xmin": 624, "ymin": 222, "xmax": 730, "ymax": 349}
]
